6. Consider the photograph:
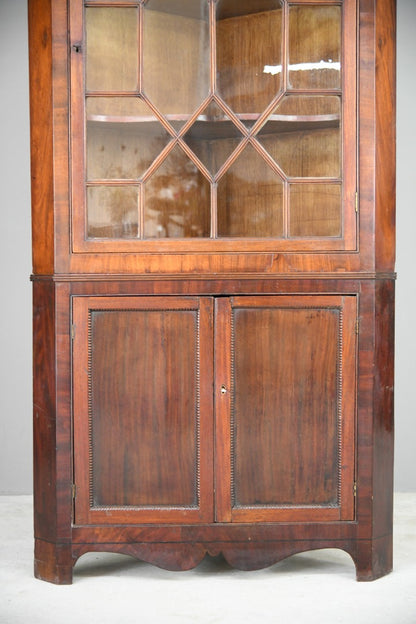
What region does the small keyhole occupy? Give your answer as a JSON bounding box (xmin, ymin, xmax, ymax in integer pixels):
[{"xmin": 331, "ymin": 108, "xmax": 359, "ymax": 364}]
[
  {"xmin": 72, "ymin": 44, "xmax": 82, "ymax": 53},
  {"xmin": 221, "ymin": 385, "xmax": 227, "ymax": 395}
]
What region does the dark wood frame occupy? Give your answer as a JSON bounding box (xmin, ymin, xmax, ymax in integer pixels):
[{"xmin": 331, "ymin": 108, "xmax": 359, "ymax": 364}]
[{"xmin": 29, "ymin": 0, "xmax": 396, "ymax": 584}]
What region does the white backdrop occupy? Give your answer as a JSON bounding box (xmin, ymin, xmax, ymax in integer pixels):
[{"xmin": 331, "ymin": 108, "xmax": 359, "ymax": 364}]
[{"xmin": 0, "ymin": 0, "xmax": 414, "ymax": 493}]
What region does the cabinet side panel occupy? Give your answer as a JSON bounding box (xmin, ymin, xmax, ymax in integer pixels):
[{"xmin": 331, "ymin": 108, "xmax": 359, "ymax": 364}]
[
  {"xmin": 33, "ymin": 280, "xmax": 57, "ymax": 539},
  {"xmin": 375, "ymin": 0, "xmax": 396, "ymax": 272},
  {"xmin": 372, "ymin": 280, "xmax": 394, "ymax": 539},
  {"xmin": 28, "ymin": 0, "xmax": 54, "ymax": 275}
]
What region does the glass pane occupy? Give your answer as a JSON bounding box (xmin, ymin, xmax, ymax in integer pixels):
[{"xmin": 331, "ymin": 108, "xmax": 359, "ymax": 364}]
[
  {"xmin": 218, "ymin": 145, "xmax": 283, "ymax": 237},
  {"xmin": 290, "ymin": 184, "xmax": 342, "ymax": 237},
  {"xmin": 87, "ymin": 186, "xmax": 139, "ymax": 238},
  {"xmin": 86, "ymin": 98, "xmax": 172, "ymax": 180},
  {"xmin": 143, "ymin": 0, "xmax": 209, "ymax": 121},
  {"xmin": 183, "ymin": 101, "xmax": 244, "ymax": 175},
  {"xmin": 216, "ymin": 0, "xmax": 283, "ymax": 123},
  {"xmin": 86, "ymin": 8, "xmax": 138, "ymax": 92},
  {"xmin": 144, "ymin": 145, "xmax": 210, "ymax": 238},
  {"xmin": 257, "ymin": 96, "xmax": 341, "ymax": 177},
  {"xmin": 288, "ymin": 6, "xmax": 341, "ymax": 90}
]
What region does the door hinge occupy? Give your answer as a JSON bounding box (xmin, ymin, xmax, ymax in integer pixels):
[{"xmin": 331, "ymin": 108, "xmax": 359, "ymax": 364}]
[
  {"xmin": 72, "ymin": 484, "xmax": 77, "ymax": 500},
  {"xmin": 71, "ymin": 324, "xmax": 75, "ymax": 340},
  {"xmin": 355, "ymin": 191, "xmax": 359, "ymax": 213},
  {"xmin": 353, "ymin": 482, "xmax": 357, "ymax": 497},
  {"xmin": 355, "ymin": 319, "xmax": 360, "ymax": 335}
]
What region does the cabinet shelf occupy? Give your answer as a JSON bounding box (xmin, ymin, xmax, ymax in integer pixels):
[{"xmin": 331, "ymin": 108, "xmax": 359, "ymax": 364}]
[
  {"xmin": 87, "ymin": 113, "xmax": 340, "ymax": 139},
  {"xmin": 144, "ymin": 0, "xmax": 280, "ymax": 21}
]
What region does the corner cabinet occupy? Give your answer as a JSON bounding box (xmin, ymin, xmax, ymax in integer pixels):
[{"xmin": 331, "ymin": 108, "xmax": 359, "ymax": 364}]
[{"xmin": 29, "ymin": 0, "xmax": 396, "ymax": 583}]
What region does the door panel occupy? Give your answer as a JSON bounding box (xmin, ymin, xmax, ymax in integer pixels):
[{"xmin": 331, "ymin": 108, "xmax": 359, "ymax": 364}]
[
  {"xmin": 215, "ymin": 295, "xmax": 356, "ymax": 523},
  {"xmin": 73, "ymin": 296, "xmax": 214, "ymax": 524},
  {"xmin": 73, "ymin": 294, "xmax": 356, "ymax": 526}
]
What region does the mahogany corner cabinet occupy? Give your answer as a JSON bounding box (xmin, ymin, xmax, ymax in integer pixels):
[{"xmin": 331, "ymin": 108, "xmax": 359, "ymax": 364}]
[{"xmin": 29, "ymin": 0, "xmax": 396, "ymax": 583}]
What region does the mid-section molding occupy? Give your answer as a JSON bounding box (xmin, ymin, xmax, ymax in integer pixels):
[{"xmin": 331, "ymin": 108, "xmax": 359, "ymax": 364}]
[{"xmin": 31, "ymin": 272, "xmax": 397, "ymax": 283}]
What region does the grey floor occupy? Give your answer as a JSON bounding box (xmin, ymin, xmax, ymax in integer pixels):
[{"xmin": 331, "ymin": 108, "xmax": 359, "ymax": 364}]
[{"xmin": 0, "ymin": 494, "xmax": 415, "ymax": 624}]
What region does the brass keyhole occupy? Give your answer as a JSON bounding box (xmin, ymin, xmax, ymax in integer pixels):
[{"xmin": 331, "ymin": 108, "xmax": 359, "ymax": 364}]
[{"xmin": 220, "ymin": 385, "xmax": 227, "ymax": 395}]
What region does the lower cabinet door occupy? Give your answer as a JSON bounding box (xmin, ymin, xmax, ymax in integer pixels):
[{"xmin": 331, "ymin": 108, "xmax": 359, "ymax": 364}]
[
  {"xmin": 72, "ymin": 296, "xmax": 214, "ymax": 524},
  {"xmin": 214, "ymin": 295, "xmax": 357, "ymax": 523},
  {"xmin": 73, "ymin": 293, "xmax": 357, "ymax": 526}
]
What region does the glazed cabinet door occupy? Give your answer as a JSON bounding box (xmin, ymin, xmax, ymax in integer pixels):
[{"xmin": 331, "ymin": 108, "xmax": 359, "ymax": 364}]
[
  {"xmin": 69, "ymin": 0, "xmax": 357, "ymax": 259},
  {"xmin": 72, "ymin": 296, "xmax": 214, "ymax": 524},
  {"xmin": 215, "ymin": 295, "xmax": 357, "ymax": 523}
]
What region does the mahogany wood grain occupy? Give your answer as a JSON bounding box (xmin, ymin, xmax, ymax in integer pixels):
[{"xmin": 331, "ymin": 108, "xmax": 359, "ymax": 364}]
[
  {"xmin": 32, "ymin": 280, "xmax": 74, "ymax": 583},
  {"xmin": 31, "ymin": 276, "xmax": 395, "ymax": 582},
  {"xmin": 68, "ymin": 0, "xmax": 357, "ymax": 263},
  {"xmin": 32, "ymin": 280, "xmax": 57, "ymax": 542},
  {"xmin": 28, "ymin": 0, "xmax": 54, "ymax": 275},
  {"xmin": 233, "ymin": 302, "xmax": 340, "ymax": 508},
  {"xmin": 29, "ymin": 0, "xmax": 396, "ymax": 584},
  {"xmin": 213, "ymin": 295, "xmax": 356, "ymax": 523},
  {"xmin": 375, "ymin": 0, "xmax": 396, "ymax": 272},
  {"xmin": 73, "ymin": 296, "xmax": 214, "ymax": 524}
]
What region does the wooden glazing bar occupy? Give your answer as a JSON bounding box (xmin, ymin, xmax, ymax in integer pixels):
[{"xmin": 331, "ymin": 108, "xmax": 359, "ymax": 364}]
[
  {"xmin": 84, "ymin": 2, "xmax": 141, "ymax": 6},
  {"xmin": 138, "ymin": 181, "xmax": 144, "ymax": 239},
  {"xmin": 211, "ymin": 182, "xmax": 218, "ymax": 239},
  {"xmin": 138, "ymin": 2, "xmax": 143, "ymax": 93},
  {"xmin": 86, "ymin": 179, "xmax": 142, "ymax": 185},
  {"xmin": 211, "ymin": 94, "xmax": 250, "ymax": 137},
  {"xmin": 210, "ymin": 0, "xmax": 216, "ymax": 94},
  {"xmin": 249, "ymin": 137, "xmax": 286, "ymax": 180},
  {"xmin": 213, "ymin": 137, "xmax": 249, "ymax": 184},
  {"xmin": 282, "ymin": 0, "xmax": 289, "ymax": 93},
  {"xmin": 177, "ymin": 138, "xmax": 213, "ymax": 182},
  {"xmin": 283, "ymin": 179, "xmax": 289, "ymax": 239}
]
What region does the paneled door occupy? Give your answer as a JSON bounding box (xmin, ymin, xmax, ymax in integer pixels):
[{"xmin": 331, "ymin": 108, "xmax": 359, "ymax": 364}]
[
  {"xmin": 73, "ymin": 294, "xmax": 356, "ymax": 525},
  {"xmin": 72, "ymin": 296, "xmax": 214, "ymax": 524},
  {"xmin": 215, "ymin": 295, "xmax": 357, "ymax": 523}
]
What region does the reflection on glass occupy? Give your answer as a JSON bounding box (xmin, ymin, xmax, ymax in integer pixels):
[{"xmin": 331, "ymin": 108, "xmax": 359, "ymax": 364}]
[
  {"xmin": 86, "ymin": 8, "xmax": 138, "ymax": 91},
  {"xmin": 216, "ymin": 0, "xmax": 283, "ymax": 121},
  {"xmin": 257, "ymin": 96, "xmax": 341, "ymax": 178},
  {"xmin": 290, "ymin": 184, "xmax": 341, "ymax": 237},
  {"xmin": 144, "ymin": 145, "xmax": 210, "ymax": 238},
  {"xmin": 86, "ymin": 98, "xmax": 172, "ymax": 180},
  {"xmin": 87, "ymin": 186, "xmax": 139, "ymax": 239},
  {"xmin": 143, "ymin": 0, "xmax": 209, "ymax": 121},
  {"xmin": 218, "ymin": 145, "xmax": 283, "ymax": 237},
  {"xmin": 288, "ymin": 6, "xmax": 341, "ymax": 90},
  {"xmin": 183, "ymin": 101, "xmax": 243, "ymax": 175}
]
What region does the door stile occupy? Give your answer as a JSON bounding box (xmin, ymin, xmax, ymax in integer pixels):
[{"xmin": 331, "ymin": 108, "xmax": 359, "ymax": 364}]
[
  {"xmin": 339, "ymin": 295, "xmax": 357, "ymax": 520},
  {"xmin": 214, "ymin": 297, "xmax": 232, "ymax": 523},
  {"xmin": 197, "ymin": 297, "xmax": 216, "ymax": 522}
]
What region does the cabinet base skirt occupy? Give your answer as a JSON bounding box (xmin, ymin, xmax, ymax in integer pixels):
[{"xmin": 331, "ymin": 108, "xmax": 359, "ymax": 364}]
[{"xmin": 35, "ymin": 535, "xmax": 392, "ymax": 584}]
